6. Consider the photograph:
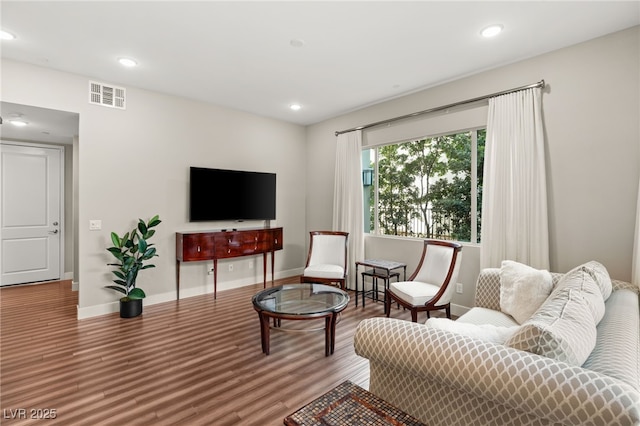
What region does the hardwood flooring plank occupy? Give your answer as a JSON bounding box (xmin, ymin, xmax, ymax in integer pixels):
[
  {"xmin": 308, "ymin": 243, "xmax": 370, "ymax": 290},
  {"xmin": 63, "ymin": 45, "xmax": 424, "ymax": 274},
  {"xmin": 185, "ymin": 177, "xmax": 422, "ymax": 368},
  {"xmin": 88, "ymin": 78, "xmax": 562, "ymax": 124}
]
[{"xmin": 1, "ymin": 277, "xmax": 440, "ymax": 424}]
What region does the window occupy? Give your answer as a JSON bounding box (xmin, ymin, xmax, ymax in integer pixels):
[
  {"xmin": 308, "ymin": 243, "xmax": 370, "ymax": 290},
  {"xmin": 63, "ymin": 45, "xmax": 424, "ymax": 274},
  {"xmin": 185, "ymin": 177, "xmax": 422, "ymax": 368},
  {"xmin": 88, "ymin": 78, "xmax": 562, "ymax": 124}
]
[{"xmin": 363, "ymin": 129, "xmax": 485, "ymax": 243}]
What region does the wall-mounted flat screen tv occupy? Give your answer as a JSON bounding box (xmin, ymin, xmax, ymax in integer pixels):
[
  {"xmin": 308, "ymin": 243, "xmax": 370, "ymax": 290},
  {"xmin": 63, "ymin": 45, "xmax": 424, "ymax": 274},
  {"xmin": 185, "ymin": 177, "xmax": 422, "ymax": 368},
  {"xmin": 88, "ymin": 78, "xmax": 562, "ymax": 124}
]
[{"xmin": 189, "ymin": 167, "xmax": 276, "ymax": 222}]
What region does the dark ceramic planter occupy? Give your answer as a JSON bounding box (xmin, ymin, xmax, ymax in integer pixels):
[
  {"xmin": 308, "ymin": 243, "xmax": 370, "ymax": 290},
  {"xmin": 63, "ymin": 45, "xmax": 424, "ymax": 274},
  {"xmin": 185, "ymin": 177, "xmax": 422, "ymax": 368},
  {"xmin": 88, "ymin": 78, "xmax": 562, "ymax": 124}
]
[{"xmin": 120, "ymin": 298, "xmax": 143, "ymax": 318}]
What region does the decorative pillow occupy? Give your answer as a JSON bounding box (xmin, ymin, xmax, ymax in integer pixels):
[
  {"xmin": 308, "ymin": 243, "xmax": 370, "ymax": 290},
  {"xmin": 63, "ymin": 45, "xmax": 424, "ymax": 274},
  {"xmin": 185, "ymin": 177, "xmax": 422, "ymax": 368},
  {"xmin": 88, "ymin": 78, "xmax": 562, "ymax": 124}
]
[
  {"xmin": 425, "ymin": 317, "xmax": 519, "ymax": 345},
  {"xmin": 505, "ymin": 287, "xmax": 597, "ymax": 366},
  {"xmin": 579, "ymin": 260, "xmax": 613, "ymax": 301},
  {"xmin": 552, "ymin": 265, "xmax": 605, "ymax": 324},
  {"xmin": 499, "ymin": 260, "xmax": 553, "ymax": 324}
]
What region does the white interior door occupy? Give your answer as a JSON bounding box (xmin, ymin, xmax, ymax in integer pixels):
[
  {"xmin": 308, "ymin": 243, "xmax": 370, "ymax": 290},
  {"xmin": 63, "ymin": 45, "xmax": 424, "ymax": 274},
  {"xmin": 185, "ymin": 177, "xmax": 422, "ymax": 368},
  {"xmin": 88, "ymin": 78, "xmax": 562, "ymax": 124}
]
[{"xmin": 1, "ymin": 143, "xmax": 62, "ymax": 286}]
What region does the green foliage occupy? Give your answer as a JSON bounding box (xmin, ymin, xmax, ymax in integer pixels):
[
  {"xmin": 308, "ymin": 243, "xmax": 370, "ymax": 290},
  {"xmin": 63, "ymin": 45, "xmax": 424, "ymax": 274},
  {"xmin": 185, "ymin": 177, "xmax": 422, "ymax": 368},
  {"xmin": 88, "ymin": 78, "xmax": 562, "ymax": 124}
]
[
  {"xmin": 105, "ymin": 215, "xmax": 161, "ymax": 300},
  {"xmin": 377, "ymin": 144, "xmax": 415, "ymax": 235},
  {"xmin": 374, "ymin": 130, "xmax": 485, "ymax": 242}
]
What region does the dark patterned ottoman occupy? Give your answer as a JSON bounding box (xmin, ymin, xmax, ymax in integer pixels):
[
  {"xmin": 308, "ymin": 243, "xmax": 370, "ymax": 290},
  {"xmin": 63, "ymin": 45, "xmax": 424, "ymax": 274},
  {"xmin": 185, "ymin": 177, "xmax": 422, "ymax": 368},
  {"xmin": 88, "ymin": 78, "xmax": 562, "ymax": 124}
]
[{"xmin": 284, "ymin": 381, "xmax": 426, "ymax": 426}]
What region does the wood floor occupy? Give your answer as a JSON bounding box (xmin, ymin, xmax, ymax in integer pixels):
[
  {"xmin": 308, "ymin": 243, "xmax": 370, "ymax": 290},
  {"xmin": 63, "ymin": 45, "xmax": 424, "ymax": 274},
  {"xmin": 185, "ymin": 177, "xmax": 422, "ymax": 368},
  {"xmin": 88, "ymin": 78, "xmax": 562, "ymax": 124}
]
[{"xmin": 0, "ymin": 277, "xmax": 434, "ymax": 425}]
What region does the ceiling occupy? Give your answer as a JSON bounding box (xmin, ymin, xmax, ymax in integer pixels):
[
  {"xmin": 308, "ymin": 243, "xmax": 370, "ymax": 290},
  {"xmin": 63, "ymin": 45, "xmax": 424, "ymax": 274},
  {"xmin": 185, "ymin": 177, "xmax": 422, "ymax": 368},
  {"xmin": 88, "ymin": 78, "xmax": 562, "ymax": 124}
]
[
  {"xmin": 1, "ymin": 103, "xmax": 79, "ymax": 145},
  {"xmin": 1, "ymin": 1, "xmax": 639, "ymax": 142}
]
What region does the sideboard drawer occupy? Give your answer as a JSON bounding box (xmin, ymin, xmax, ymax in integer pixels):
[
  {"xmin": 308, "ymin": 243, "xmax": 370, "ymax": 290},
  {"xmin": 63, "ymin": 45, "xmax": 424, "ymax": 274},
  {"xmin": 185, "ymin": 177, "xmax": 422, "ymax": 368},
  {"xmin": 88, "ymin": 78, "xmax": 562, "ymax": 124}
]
[
  {"xmin": 177, "ymin": 233, "xmax": 215, "ymax": 261},
  {"xmin": 270, "ymin": 228, "xmax": 283, "ymax": 250}
]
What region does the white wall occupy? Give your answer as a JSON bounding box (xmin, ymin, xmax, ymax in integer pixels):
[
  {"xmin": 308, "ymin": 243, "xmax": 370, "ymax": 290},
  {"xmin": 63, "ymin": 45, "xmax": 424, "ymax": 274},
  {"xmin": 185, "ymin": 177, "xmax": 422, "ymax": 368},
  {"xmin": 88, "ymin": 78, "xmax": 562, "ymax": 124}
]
[
  {"xmin": 1, "ymin": 60, "xmax": 307, "ymax": 318},
  {"xmin": 306, "ymin": 27, "xmax": 640, "ymax": 310}
]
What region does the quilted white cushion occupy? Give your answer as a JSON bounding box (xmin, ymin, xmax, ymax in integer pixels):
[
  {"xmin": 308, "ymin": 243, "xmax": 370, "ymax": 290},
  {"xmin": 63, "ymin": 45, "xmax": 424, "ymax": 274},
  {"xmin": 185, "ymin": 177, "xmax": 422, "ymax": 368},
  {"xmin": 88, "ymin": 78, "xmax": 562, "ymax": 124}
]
[
  {"xmin": 578, "ymin": 260, "xmax": 613, "ymax": 301},
  {"xmin": 551, "ymin": 263, "xmax": 606, "ymax": 324},
  {"xmin": 500, "ymin": 260, "xmax": 553, "ymax": 324},
  {"xmin": 303, "ymin": 264, "xmax": 344, "ymax": 279},
  {"xmin": 505, "ymin": 286, "xmax": 598, "ymax": 366},
  {"xmin": 388, "ymin": 281, "xmax": 439, "ymax": 306},
  {"xmin": 426, "ymin": 317, "xmax": 519, "ymax": 345},
  {"xmin": 457, "ymin": 307, "xmax": 520, "ymax": 328}
]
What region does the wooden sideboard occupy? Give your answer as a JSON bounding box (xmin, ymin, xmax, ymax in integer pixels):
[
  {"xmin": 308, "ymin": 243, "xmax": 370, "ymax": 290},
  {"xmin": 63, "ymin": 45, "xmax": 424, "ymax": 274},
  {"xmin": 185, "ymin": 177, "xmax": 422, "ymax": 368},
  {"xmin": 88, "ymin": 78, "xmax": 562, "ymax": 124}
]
[{"xmin": 176, "ymin": 227, "xmax": 283, "ymax": 299}]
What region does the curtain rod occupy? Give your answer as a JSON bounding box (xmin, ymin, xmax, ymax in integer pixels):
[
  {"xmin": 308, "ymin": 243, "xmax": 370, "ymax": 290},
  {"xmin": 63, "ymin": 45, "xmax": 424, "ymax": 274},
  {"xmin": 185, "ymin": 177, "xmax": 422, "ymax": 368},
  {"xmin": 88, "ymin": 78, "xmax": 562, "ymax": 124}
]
[{"xmin": 335, "ymin": 79, "xmax": 545, "ymax": 136}]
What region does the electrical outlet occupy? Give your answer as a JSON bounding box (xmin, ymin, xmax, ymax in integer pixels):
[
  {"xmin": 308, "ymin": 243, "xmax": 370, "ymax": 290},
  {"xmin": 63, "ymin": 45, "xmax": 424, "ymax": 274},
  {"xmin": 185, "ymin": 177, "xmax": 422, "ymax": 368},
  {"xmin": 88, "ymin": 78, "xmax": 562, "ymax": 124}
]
[
  {"xmin": 456, "ymin": 283, "xmax": 463, "ymax": 294},
  {"xmin": 228, "ymin": 264, "xmax": 234, "ymax": 272},
  {"xmin": 89, "ymin": 219, "xmax": 102, "ymax": 230}
]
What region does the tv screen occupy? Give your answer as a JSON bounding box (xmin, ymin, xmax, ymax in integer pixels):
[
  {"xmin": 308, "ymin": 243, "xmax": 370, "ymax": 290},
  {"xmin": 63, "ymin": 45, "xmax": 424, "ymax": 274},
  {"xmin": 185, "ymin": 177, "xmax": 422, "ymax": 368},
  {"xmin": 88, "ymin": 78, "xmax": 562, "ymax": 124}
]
[{"xmin": 189, "ymin": 167, "xmax": 276, "ymax": 222}]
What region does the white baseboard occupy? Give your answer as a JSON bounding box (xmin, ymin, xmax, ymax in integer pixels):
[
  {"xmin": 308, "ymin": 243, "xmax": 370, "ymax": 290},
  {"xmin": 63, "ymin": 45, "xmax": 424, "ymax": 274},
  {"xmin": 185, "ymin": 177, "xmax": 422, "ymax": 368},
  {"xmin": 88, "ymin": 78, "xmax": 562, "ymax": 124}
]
[
  {"xmin": 77, "ymin": 301, "xmax": 119, "ymax": 319},
  {"xmin": 451, "ymin": 303, "xmax": 471, "ymax": 317},
  {"xmin": 71, "ymin": 281, "xmax": 79, "ymax": 291},
  {"xmin": 76, "ymin": 268, "xmax": 303, "ymax": 320}
]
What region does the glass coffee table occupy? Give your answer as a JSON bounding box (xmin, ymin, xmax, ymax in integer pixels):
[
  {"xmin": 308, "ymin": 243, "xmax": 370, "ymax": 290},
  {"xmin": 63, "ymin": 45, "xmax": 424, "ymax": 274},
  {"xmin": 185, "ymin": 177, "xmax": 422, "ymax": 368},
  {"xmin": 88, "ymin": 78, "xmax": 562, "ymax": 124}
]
[{"xmin": 252, "ymin": 284, "xmax": 349, "ymax": 356}]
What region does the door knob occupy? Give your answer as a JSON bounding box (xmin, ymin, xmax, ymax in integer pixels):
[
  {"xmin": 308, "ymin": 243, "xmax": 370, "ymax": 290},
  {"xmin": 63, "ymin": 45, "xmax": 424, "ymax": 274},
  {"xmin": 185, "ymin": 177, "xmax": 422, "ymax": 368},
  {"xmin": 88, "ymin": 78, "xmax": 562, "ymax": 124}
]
[{"xmin": 49, "ymin": 229, "xmax": 59, "ymax": 234}]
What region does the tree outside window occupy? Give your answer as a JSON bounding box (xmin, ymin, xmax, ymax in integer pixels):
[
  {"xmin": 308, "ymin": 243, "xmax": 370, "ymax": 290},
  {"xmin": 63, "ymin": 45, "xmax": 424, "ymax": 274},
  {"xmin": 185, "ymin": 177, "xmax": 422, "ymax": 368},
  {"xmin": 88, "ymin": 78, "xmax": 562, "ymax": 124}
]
[{"xmin": 363, "ymin": 129, "xmax": 485, "ymax": 243}]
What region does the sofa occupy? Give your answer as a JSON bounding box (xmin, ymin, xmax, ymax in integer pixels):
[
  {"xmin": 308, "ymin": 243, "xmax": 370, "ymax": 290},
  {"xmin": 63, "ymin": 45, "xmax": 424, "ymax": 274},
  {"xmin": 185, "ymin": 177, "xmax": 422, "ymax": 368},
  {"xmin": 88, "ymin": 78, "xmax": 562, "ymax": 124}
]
[{"xmin": 354, "ymin": 262, "xmax": 640, "ymax": 425}]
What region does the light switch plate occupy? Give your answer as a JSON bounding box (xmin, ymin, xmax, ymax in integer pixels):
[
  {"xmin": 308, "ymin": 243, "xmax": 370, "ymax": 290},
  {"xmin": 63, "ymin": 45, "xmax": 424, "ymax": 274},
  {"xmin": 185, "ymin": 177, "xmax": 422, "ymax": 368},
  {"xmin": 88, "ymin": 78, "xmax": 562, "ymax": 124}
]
[{"xmin": 89, "ymin": 220, "xmax": 102, "ymax": 230}]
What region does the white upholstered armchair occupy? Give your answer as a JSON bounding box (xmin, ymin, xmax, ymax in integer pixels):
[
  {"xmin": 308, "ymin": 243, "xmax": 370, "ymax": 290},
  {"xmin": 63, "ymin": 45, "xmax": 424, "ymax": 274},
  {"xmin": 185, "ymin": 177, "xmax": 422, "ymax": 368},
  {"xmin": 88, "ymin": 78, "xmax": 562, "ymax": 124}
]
[
  {"xmin": 385, "ymin": 239, "xmax": 462, "ymax": 322},
  {"xmin": 300, "ymin": 231, "xmax": 349, "ymax": 290}
]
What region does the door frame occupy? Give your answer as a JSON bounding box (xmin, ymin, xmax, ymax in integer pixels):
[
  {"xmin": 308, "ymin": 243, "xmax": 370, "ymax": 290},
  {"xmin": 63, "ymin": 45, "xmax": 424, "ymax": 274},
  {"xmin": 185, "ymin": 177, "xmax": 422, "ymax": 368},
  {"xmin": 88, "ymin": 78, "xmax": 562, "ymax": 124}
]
[{"xmin": 1, "ymin": 140, "xmax": 65, "ymax": 285}]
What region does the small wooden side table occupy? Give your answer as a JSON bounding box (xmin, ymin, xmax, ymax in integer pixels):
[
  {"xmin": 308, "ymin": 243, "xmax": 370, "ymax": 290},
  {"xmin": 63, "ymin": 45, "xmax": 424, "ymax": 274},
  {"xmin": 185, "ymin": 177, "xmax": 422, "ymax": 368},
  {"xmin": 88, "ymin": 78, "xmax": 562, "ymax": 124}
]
[
  {"xmin": 355, "ymin": 259, "xmax": 406, "ymax": 307},
  {"xmin": 361, "ymin": 268, "xmax": 400, "ymax": 307}
]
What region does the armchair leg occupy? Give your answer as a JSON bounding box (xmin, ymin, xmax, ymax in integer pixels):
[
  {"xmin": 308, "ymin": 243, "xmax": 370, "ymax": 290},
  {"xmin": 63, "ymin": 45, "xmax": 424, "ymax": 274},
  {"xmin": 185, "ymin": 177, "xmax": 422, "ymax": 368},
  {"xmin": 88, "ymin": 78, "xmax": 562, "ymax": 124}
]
[
  {"xmin": 384, "ymin": 291, "xmax": 391, "ymax": 317},
  {"xmin": 411, "ymin": 309, "xmax": 418, "ymax": 322},
  {"xmin": 446, "ymin": 305, "xmax": 451, "ymax": 319}
]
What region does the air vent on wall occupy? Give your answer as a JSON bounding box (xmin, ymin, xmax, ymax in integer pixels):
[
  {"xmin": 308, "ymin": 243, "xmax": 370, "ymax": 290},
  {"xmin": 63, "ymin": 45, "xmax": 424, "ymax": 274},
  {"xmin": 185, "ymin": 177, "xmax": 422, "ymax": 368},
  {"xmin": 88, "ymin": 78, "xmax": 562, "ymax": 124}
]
[{"xmin": 89, "ymin": 81, "xmax": 126, "ymax": 109}]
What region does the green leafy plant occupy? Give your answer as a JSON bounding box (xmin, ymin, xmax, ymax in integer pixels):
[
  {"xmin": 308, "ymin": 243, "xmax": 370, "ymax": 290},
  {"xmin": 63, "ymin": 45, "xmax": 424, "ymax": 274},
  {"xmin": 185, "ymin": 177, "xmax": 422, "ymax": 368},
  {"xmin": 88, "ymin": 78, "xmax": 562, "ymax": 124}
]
[{"xmin": 105, "ymin": 215, "xmax": 161, "ymax": 301}]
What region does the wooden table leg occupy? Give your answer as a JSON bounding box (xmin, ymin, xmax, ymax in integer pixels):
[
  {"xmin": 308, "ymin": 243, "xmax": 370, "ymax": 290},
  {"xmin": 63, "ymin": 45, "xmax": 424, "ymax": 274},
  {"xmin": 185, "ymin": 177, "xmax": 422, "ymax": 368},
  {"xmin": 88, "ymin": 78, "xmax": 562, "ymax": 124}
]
[
  {"xmin": 329, "ymin": 313, "xmax": 338, "ymax": 355},
  {"xmin": 259, "ymin": 312, "xmax": 271, "ymax": 355},
  {"xmin": 355, "ymin": 263, "xmax": 359, "ymax": 307},
  {"xmin": 362, "ymin": 271, "xmax": 366, "ymax": 308},
  {"xmin": 325, "ymin": 316, "xmax": 331, "ymax": 356}
]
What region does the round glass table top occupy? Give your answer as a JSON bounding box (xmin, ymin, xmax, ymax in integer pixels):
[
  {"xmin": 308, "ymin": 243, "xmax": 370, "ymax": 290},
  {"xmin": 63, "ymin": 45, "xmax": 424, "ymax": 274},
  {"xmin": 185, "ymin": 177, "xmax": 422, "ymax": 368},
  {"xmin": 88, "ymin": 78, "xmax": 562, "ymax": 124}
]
[{"xmin": 252, "ymin": 283, "xmax": 349, "ymax": 316}]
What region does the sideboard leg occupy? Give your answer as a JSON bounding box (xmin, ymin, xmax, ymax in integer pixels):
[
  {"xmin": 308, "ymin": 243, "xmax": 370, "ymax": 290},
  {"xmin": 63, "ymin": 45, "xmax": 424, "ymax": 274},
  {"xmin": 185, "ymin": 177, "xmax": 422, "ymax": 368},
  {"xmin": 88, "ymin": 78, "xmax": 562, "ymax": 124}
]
[
  {"xmin": 271, "ymin": 251, "xmax": 275, "ymax": 285},
  {"xmin": 263, "ymin": 253, "xmax": 267, "ymax": 289},
  {"xmin": 213, "ymin": 259, "xmax": 218, "ymax": 300},
  {"xmin": 176, "ymin": 260, "xmax": 180, "ymax": 300}
]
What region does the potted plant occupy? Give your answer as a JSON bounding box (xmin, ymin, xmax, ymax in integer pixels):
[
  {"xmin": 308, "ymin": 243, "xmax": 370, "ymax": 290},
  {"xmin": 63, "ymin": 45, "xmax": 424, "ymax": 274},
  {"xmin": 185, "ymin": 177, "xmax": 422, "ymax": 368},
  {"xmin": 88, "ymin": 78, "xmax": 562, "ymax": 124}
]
[{"xmin": 105, "ymin": 215, "xmax": 161, "ymax": 318}]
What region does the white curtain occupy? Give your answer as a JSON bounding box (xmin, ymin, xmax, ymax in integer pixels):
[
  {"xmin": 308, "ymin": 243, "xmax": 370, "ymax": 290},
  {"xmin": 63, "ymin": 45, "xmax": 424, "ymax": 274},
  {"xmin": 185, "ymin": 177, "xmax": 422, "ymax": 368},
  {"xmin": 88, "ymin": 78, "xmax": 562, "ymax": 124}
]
[
  {"xmin": 333, "ymin": 130, "xmax": 365, "ymax": 290},
  {"xmin": 480, "ymin": 87, "xmax": 549, "ymax": 270},
  {"xmin": 632, "ymin": 179, "xmax": 640, "ymax": 286}
]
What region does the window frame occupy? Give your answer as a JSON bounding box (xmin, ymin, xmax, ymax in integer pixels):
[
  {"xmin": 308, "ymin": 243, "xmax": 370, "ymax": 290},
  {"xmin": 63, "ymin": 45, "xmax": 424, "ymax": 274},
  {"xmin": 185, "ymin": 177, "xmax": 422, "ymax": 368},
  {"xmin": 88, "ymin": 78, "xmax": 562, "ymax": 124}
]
[{"xmin": 364, "ymin": 126, "xmax": 485, "ymax": 244}]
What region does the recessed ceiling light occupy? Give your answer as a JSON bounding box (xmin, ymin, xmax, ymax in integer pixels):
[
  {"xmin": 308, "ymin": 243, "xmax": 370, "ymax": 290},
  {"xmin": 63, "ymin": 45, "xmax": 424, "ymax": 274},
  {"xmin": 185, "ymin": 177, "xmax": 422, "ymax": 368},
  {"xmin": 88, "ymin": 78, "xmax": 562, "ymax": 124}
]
[
  {"xmin": 290, "ymin": 39, "xmax": 305, "ymax": 48},
  {"xmin": 0, "ymin": 30, "xmax": 15, "ymax": 40},
  {"xmin": 481, "ymin": 24, "xmax": 503, "ymax": 38},
  {"xmin": 289, "ymin": 104, "xmax": 302, "ymax": 111},
  {"xmin": 118, "ymin": 57, "xmax": 138, "ymax": 67},
  {"xmin": 10, "ymin": 119, "xmax": 27, "ymax": 127}
]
